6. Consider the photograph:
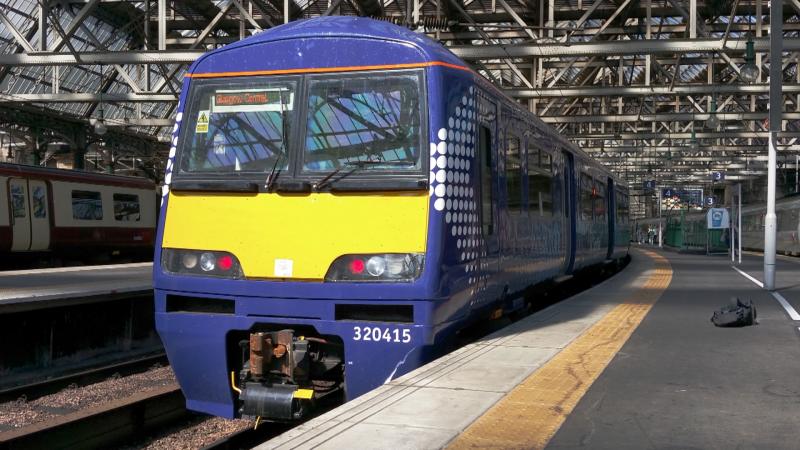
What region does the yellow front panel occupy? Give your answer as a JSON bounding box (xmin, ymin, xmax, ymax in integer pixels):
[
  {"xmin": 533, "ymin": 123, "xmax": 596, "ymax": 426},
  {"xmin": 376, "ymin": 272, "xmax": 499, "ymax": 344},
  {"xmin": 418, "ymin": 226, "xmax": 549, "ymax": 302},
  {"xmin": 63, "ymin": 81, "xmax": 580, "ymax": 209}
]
[{"xmin": 163, "ymin": 191, "xmax": 429, "ymax": 280}]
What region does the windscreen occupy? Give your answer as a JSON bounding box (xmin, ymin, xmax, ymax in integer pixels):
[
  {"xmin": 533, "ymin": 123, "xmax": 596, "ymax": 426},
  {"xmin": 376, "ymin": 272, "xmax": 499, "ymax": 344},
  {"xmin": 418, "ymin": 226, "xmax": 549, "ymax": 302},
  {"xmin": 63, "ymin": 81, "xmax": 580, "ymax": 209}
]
[
  {"xmin": 301, "ymin": 73, "xmax": 423, "ymax": 172},
  {"xmin": 177, "ymin": 78, "xmax": 296, "ymax": 174}
]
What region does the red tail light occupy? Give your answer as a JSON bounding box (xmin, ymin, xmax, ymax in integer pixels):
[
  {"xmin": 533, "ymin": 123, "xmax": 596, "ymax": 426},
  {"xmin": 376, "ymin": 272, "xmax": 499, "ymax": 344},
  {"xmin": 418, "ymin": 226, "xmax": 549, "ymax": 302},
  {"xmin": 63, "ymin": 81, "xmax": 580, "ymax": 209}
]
[
  {"xmin": 350, "ymin": 259, "xmax": 365, "ymax": 274},
  {"xmin": 218, "ymin": 255, "xmax": 233, "ymax": 271}
]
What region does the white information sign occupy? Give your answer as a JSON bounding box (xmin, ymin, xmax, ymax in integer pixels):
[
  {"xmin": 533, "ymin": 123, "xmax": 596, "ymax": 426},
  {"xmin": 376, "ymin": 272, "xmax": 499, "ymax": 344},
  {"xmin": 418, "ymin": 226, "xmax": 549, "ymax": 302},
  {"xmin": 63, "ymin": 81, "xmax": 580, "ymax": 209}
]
[{"xmin": 706, "ymin": 208, "xmax": 730, "ymax": 229}]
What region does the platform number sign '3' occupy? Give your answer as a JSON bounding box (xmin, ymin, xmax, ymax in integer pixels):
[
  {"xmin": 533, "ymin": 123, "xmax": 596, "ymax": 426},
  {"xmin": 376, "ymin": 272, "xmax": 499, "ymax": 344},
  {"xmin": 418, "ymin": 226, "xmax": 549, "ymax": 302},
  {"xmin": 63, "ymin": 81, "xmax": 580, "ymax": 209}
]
[{"xmin": 711, "ymin": 171, "xmax": 725, "ymax": 181}]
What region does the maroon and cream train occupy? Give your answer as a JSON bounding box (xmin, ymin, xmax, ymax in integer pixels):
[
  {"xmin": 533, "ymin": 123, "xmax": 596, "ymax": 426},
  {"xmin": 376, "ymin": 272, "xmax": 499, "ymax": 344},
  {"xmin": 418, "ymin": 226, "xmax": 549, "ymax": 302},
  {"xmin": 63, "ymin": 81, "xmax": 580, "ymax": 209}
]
[{"xmin": 0, "ymin": 163, "xmax": 156, "ymax": 261}]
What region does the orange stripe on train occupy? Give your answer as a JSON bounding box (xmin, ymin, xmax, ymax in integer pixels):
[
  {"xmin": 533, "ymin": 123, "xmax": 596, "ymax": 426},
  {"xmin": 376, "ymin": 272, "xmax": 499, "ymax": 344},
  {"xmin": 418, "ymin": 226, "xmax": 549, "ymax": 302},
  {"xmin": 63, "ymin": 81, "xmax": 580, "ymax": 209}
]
[{"xmin": 185, "ymin": 61, "xmax": 470, "ymax": 78}]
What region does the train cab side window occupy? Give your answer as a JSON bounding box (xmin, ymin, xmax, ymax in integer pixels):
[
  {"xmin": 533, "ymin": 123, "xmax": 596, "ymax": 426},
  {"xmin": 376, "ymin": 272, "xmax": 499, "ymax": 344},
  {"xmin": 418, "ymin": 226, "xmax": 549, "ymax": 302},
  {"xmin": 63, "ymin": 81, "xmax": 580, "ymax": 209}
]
[
  {"xmin": 72, "ymin": 190, "xmax": 103, "ymax": 220},
  {"xmin": 505, "ymin": 135, "xmax": 522, "ymax": 213},
  {"xmin": 479, "ymin": 125, "xmax": 494, "ymax": 235},
  {"xmin": 114, "ymin": 194, "xmax": 141, "ymax": 222},
  {"xmin": 10, "ymin": 185, "xmax": 26, "ymax": 218}
]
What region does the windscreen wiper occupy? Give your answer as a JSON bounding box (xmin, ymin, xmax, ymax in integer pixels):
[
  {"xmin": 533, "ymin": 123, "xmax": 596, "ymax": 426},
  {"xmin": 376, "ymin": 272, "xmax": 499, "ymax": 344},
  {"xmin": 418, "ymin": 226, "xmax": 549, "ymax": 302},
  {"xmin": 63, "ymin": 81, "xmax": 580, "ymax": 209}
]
[
  {"xmin": 313, "ymin": 160, "xmax": 415, "ymax": 191},
  {"xmin": 265, "ymin": 91, "xmax": 290, "ymax": 192},
  {"xmin": 265, "ymin": 152, "xmax": 286, "ymax": 191}
]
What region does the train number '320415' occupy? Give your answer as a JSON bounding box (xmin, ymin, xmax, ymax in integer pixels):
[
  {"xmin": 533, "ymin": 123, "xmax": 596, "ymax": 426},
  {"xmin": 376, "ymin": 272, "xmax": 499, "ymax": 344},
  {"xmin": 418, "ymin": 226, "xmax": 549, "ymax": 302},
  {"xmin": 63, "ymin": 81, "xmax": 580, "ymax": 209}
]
[{"xmin": 353, "ymin": 326, "xmax": 411, "ymax": 343}]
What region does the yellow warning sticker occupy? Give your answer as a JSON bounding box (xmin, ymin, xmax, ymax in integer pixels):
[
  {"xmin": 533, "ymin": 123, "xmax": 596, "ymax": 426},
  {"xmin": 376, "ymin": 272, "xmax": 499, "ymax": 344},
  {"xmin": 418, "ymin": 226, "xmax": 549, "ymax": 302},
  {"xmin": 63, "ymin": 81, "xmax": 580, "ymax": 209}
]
[
  {"xmin": 195, "ymin": 110, "xmax": 210, "ymax": 133},
  {"xmin": 292, "ymin": 389, "xmax": 314, "ymax": 400}
]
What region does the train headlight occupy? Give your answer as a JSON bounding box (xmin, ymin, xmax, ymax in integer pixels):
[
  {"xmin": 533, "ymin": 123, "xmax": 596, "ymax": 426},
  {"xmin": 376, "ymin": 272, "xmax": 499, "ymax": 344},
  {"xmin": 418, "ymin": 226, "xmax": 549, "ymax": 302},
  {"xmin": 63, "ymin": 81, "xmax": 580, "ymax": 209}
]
[
  {"xmin": 182, "ymin": 253, "xmax": 198, "ymax": 269},
  {"xmin": 366, "ymin": 256, "xmax": 387, "ymax": 277},
  {"xmin": 200, "ymin": 253, "xmax": 216, "ymax": 271},
  {"xmin": 161, "ymin": 248, "xmax": 244, "ymax": 279},
  {"xmin": 325, "ymin": 253, "xmax": 424, "ymax": 282}
]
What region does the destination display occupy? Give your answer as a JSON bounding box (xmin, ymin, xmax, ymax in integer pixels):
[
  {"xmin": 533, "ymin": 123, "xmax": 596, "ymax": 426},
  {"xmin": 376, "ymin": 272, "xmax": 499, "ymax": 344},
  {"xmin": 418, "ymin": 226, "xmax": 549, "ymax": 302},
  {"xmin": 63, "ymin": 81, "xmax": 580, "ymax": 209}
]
[{"xmin": 211, "ymin": 88, "xmax": 294, "ymax": 113}]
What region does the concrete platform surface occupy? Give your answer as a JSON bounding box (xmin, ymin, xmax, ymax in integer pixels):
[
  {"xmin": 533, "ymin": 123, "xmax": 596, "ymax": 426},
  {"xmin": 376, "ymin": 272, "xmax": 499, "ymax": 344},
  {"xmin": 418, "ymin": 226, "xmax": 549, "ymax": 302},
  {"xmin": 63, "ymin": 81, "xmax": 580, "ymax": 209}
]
[
  {"xmin": 257, "ymin": 249, "xmax": 666, "ymax": 450},
  {"xmin": 549, "ymin": 249, "xmax": 800, "ymax": 450},
  {"xmin": 0, "ymin": 263, "xmax": 152, "ymax": 310},
  {"xmin": 257, "ymin": 248, "xmax": 800, "ymax": 449}
]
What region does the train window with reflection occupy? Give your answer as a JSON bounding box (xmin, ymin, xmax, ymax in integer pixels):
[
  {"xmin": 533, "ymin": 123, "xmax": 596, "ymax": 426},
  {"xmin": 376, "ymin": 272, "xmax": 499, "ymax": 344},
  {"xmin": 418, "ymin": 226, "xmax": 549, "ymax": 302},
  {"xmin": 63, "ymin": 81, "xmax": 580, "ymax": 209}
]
[
  {"xmin": 594, "ymin": 180, "xmax": 606, "ymax": 221},
  {"xmin": 114, "ymin": 194, "xmax": 141, "ymax": 222},
  {"xmin": 301, "ymin": 71, "xmax": 423, "ymax": 173},
  {"xmin": 32, "ymin": 186, "xmax": 46, "ymax": 218},
  {"xmin": 506, "ymin": 135, "xmax": 522, "ymax": 212},
  {"xmin": 479, "ymin": 125, "xmax": 494, "ymax": 235},
  {"xmin": 72, "ymin": 191, "xmax": 103, "ymax": 220},
  {"xmin": 10, "ymin": 185, "xmax": 26, "ymax": 218},
  {"xmin": 528, "ymin": 147, "xmax": 553, "ymax": 217},
  {"xmin": 178, "ymin": 78, "xmax": 296, "ymax": 174},
  {"xmin": 580, "ymin": 173, "xmax": 593, "ymax": 221}
]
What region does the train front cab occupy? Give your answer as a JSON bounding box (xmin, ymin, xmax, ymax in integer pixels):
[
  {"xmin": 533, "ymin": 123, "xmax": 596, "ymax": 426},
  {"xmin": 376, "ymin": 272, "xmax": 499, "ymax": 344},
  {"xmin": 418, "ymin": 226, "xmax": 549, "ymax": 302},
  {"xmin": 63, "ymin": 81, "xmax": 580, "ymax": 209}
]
[
  {"xmin": 153, "ymin": 18, "xmax": 629, "ymax": 421},
  {"xmin": 152, "ymin": 36, "xmax": 483, "ymax": 419}
]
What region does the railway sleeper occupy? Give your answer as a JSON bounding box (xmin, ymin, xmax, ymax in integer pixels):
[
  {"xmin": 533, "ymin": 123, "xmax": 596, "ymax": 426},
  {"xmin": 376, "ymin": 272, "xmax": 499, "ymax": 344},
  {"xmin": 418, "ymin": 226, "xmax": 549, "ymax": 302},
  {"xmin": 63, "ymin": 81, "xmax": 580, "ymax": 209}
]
[{"xmin": 236, "ymin": 329, "xmax": 343, "ymax": 421}]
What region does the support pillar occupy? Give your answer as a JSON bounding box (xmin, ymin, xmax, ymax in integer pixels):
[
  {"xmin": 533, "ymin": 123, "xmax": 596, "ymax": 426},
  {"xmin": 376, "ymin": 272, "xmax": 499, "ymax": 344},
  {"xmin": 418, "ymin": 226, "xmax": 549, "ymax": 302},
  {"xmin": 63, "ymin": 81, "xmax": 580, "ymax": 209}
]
[{"xmin": 764, "ymin": 0, "xmax": 782, "ymax": 290}]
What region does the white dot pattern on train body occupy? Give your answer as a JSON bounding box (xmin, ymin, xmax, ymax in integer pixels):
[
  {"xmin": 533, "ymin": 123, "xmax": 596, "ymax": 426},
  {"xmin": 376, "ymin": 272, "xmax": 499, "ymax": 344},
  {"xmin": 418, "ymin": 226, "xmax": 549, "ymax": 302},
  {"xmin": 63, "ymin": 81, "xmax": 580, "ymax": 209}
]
[
  {"xmin": 429, "ymin": 86, "xmax": 489, "ymax": 297},
  {"xmin": 161, "ymin": 106, "xmax": 182, "ymax": 206}
]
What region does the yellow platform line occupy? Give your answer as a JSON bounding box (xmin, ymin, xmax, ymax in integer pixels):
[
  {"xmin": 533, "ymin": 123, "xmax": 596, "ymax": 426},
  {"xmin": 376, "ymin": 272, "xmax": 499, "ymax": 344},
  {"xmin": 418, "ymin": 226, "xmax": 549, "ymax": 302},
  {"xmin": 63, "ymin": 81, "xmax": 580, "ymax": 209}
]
[{"xmin": 448, "ymin": 250, "xmax": 672, "ymax": 450}]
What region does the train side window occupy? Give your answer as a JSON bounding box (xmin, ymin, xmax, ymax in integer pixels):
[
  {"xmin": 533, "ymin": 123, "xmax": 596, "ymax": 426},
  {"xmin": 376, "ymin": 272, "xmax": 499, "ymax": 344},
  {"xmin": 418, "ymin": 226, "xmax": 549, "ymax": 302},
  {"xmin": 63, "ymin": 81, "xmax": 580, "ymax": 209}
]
[
  {"xmin": 527, "ymin": 148, "xmax": 553, "ymax": 217},
  {"xmin": 594, "ymin": 180, "xmax": 606, "ymax": 221},
  {"xmin": 479, "ymin": 125, "xmax": 494, "ymax": 235},
  {"xmin": 72, "ymin": 190, "xmax": 103, "ymax": 220},
  {"xmin": 580, "ymin": 173, "xmax": 593, "ymax": 221},
  {"xmin": 10, "ymin": 185, "xmax": 26, "ymax": 218},
  {"xmin": 32, "ymin": 186, "xmax": 46, "ymax": 218},
  {"xmin": 562, "ymin": 157, "xmax": 570, "ymax": 218},
  {"xmin": 505, "ymin": 135, "xmax": 522, "ymax": 213},
  {"xmin": 114, "ymin": 194, "xmax": 141, "ymax": 222}
]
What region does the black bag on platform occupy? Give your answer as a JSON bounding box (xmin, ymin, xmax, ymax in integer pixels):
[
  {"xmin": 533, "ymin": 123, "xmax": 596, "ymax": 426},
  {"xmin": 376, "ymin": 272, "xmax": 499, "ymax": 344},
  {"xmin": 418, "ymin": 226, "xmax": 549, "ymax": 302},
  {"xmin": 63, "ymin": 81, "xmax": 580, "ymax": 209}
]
[{"xmin": 711, "ymin": 297, "xmax": 757, "ymax": 327}]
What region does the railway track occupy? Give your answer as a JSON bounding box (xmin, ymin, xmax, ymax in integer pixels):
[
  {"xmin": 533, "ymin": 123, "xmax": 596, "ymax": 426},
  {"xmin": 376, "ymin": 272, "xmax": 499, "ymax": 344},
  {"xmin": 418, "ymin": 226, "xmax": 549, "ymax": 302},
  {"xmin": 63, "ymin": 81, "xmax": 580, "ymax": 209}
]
[
  {"xmin": 0, "ymin": 384, "xmax": 187, "ymax": 450},
  {"xmin": 0, "ymin": 353, "xmax": 168, "ymax": 403}
]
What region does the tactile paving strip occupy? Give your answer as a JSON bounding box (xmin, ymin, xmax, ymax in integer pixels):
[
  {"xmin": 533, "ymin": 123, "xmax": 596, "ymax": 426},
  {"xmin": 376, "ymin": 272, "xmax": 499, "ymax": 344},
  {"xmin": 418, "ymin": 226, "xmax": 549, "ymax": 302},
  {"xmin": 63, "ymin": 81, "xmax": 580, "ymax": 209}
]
[{"xmin": 448, "ymin": 250, "xmax": 673, "ymax": 449}]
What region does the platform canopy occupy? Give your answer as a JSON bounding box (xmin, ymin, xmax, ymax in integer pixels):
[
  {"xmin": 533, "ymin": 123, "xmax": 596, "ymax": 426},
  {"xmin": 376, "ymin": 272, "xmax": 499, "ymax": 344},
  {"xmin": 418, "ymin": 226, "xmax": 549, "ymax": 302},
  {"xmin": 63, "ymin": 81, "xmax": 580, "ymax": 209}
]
[{"xmin": 0, "ymin": 0, "xmax": 798, "ymax": 214}]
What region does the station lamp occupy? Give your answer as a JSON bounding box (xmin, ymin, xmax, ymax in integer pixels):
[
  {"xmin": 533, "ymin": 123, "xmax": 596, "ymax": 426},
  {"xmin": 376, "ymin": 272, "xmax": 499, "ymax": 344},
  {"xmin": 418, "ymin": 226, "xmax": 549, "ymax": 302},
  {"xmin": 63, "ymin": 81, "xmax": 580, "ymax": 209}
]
[
  {"xmin": 706, "ymin": 97, "xmax": 720, "ymax": 129},
  {"xmin": 690, "ymin": 125, "xmax": 699, "ymax": 151},
  {"xmin": 740, "ymin": 37, "xmax": 760, "ymax": 83},
  {"xmin": 94, "ymin": 117, "xmax": 108, "ymax": 136}
]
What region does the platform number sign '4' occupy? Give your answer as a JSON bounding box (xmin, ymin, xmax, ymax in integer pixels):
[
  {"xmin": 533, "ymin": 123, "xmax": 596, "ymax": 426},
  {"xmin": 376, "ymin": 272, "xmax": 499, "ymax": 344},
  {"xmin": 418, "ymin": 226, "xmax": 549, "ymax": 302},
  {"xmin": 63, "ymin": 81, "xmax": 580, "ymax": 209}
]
[{"xmin": 711, "ymin": 171, "xmax": 725, "ymax": 182}]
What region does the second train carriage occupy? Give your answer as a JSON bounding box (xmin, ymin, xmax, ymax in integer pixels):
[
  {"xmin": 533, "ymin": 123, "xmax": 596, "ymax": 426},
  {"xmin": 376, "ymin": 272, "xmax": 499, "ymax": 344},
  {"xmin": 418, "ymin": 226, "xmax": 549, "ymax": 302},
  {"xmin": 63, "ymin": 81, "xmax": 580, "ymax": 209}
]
[
  {"xmin": 154, "ymin": 17, "xmax": 631, "ymax": 420},
  {"xmin": 0, "ymin": 163, "xmax": 157, "ymax": 260}
]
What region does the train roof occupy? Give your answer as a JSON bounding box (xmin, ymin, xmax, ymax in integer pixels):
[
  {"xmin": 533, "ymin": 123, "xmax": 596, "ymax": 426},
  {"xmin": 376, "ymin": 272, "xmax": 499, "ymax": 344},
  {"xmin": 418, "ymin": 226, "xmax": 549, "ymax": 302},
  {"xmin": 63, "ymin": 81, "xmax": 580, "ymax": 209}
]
[
  {"xmin": 184, "ymin": 17, "xmax": 623, "ymax": 187},
  {"xmin": 187, "ymin": 16, "xmax": 463, "ymax": 77},
  {"xmin": 0, "ymin": 163, "xmax": 155, "ymax": 189}
]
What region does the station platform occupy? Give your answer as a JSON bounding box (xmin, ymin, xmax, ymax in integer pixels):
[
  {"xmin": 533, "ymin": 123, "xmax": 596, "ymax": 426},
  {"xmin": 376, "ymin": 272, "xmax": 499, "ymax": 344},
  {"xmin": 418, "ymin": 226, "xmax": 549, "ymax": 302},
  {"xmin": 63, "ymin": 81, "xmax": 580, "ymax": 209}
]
[
  {"xmin": 0, "ymin": 263, "xmax": 152, "ymax": 313},
  {"xmin": 259, "ymin": 248, "xmax": 800, "ymax": 449}
]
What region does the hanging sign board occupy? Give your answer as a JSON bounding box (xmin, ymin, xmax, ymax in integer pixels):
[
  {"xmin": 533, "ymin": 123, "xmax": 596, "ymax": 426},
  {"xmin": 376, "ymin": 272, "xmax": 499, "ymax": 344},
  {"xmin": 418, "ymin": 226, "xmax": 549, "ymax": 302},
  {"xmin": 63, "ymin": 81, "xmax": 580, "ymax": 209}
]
[{"xmin": 707, "ymin": 208, "xmax": 730, "ymax": 229}]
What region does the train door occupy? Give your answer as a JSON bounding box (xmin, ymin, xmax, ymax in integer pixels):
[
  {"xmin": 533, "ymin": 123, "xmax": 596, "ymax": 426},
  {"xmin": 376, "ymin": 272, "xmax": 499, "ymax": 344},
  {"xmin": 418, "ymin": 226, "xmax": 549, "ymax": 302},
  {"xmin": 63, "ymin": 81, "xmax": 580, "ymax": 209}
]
[
  {"xmin": 27, "ymin": 180, "xmax": 50, "ymax": 251},
  {"xmin": 607, "ymin": 177, "xmax": 615, "ymax": 259},
  {"xmin": 478, "ymin": 122, "xmax": 500, "ymax": 298},
  {"xmin": 9, "ymin": 178, "xmax": 31, "ymax": 251},
  {"xmin": 562, "ymin": 151, "xmax": 576, "ymax": 273}
]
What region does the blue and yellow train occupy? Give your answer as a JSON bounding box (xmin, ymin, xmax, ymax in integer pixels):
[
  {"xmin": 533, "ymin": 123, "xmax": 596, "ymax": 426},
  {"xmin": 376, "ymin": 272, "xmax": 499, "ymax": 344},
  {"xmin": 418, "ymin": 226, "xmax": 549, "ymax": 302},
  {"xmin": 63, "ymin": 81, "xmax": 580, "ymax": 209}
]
[{"xmin": 154, "ymin": 17, "xmax": 631, "ymax": 420}]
